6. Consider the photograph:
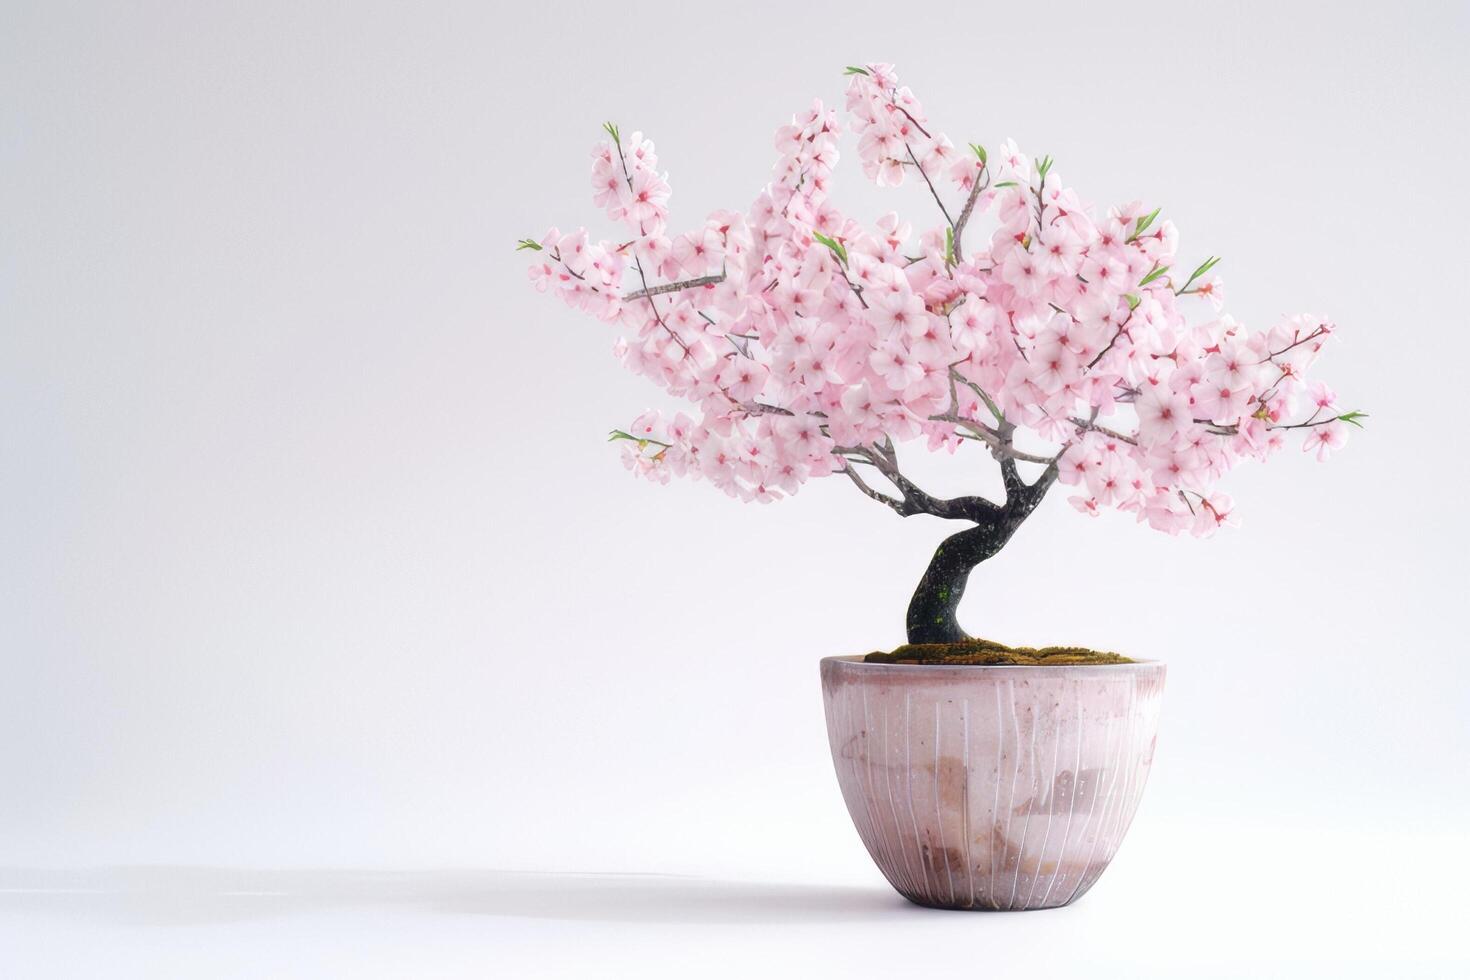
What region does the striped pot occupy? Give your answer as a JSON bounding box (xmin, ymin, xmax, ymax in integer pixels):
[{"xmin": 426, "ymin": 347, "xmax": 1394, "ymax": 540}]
[{"xmin": 820, "ymin": 656, "xmax": 1166, "ymax": 911}]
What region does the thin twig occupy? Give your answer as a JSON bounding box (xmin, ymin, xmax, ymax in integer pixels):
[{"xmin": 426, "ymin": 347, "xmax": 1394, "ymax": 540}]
[
  {"xmin": 904, "ymin": 143, "xmax": 955, "ymax": 229},
  {"xmin": 1086, "ymin": 310, "xmax": 1134, "ymax": 371},
  {"xmin": 841, "ymin": 463, "xmax": 906, "ymax": 514},
  {"xmin": 1068, "ymin": 416, "xmax": 1139, "ymax": 446},
  {"xmin": 1260, "ymin": 325, "xmax": 1329, "ymax": 363},
  {"xmin": 889, "ymin": 102, "xmax": 933, "ymax": 139}
]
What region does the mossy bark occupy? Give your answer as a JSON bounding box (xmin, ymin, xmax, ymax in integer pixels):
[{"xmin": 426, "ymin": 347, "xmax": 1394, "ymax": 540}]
[
  {"xmin": 890, "ymin": 496, "xmax": 1129, "ymax": 664},
  {"xmin": 905, "ymin": 518, "xmax": 1022, "ymax": 644},
  {"xmin": 843, "ymin": 429, "xmax": 1067, "ymax": 655},
  {"xmin": 903, "ymin": 464, "xmax": 1049, "ymax": 646}
]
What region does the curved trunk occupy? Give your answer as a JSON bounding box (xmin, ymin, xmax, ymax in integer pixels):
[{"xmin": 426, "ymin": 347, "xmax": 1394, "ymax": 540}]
[{"xmin": 904, "ymin": 515, "xmax": 1027, "ymax": 645}]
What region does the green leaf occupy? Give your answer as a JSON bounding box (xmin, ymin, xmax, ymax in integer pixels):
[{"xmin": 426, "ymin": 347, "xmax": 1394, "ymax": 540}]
[
  {"xmin": 1337, "ymin": 410, "xmax": 1370, "ymax": 428},
  {"xmin": 968, "ymin": 143, "xmax": 987, "ymax": 165},
  {"xmin": 1036, "ymin": 155, "xmax": 1054, "ymax": 179},
  {"xmin": 608, "ymin": 429, "xmax": 635, "ymax": 442},
  {"xmin": 812, "ymin": 230, "xmax": 848, "ymax": 265},
  {"xmin": 944, "ymin": 227, "xmax": 955, "ymax": 267},
  {"xmin": 1138, "ymin": 264, "xmax": 1170, "ymax": 288},
  {"xmin": 1125, "ymin": 293, "xmax": 1142, "ymax": 310},
  {"xmin": 843, "ymin": 65, "xmax": 870, "ymax": 75},
  {"xmin": 1188, "ymin": 255, "xmax": 1221, "ymax": 282},
  {"xmin": 993, "ymin": 180, "xmax": 1018, "ymax": 188},
  {"xmin": 515, "ymin": 238, "xmax": 543, "ymax": 252},
  {"xmin": 1178, "ymin": 255, "xmax": 1222, "ymax": 293},
  {"xmin": 601, "ymin": 121, "xmax": 621, "ymax": 145},
  {"xmin": 1191, "ymin": 255, "xmax": 1221, "ymax": 279},
  {"xmin": 1130, "ymin": 206, "xmax": 1161, "ymax": 240}
]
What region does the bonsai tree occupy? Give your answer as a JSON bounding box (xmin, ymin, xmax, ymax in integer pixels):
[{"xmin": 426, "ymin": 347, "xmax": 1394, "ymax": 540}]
[{"xmin": 521, "ymin": 64, "xmax": 1360, "ymax": 658}]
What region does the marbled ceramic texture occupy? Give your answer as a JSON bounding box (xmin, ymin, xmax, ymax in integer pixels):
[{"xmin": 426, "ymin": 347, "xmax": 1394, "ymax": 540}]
[{"xmin": 820, "ymin": 656, "xmax": 1166, "ymax": 911}]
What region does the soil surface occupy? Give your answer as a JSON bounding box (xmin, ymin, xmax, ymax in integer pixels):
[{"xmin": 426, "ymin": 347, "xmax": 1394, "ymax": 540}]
[{"xmin": 862, "ymin": 637, "xmax": 1133, "ymax": 666}]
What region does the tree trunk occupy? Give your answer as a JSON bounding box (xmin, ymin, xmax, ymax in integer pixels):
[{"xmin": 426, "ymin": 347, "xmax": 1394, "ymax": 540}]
[{"xmin": 904, "ymin": 515, "xmax": 1026, "ymax": 645}]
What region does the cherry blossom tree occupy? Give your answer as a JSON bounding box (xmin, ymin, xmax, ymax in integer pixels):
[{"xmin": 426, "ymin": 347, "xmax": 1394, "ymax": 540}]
[{"xmin": 521, "ymin": 64, "xmax": 1362, "ymax": 646}]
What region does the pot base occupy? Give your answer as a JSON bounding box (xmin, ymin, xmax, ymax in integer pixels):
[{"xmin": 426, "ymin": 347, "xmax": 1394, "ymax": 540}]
[{"xmin": 900, "ymin": 890, "xmax": 1084, "ymax": 912}]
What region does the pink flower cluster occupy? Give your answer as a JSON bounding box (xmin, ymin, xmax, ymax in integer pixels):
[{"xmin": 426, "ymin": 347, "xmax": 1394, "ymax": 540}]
[{"xmin": 525, "ymin": 64, "xmax": 1356, "ymax": 535}]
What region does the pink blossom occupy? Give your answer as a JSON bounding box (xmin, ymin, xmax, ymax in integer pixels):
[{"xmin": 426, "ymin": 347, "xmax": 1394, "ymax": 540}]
[
  {"xmin": 1070, "ymin": 495, "xmax": 1101, "ymax": 517},
  {"xmin": 870, "ymin": 338, "xmax": 924, "ymax": 392},
  {"xmin": 1190, "ymin": 493, "xmax": 1239, "ymax": 537},
  {"xmin": 1136, "ymin": 384, "xmax": 1193, "ymax": 445},
  {"xmin": 1191, "ymin": 275, "xmax": 1225, "ymax": 310},
  {"xmin": 1085, "ymin": 455, "xmax": 1130, "ymax": 507},
  {"xmin": 1194, "ymin": 381, "xmax": 1253, "ymax": 424},
  {"xmin": 1302, "ymin": 420, "xmax": 1349, "ymax": 460},
  {"xmin": 868, "ymin": 290, "xmax": 928, "ymax": 338},
  {"xmin": 523, "ymin": 64, "xmax": 1355, "ymax": 532}
]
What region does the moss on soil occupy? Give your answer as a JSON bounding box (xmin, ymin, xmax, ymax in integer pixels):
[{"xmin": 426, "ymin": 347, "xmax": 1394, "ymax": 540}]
[{"xmin": 863, "ymin": 637, "xmax": 1134, "ymax": 666}]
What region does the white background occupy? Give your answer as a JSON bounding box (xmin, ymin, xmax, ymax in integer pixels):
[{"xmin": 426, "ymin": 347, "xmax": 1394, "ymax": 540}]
[{"xmin": 2, "ymin": 1, "xmax": 1466, "ymax": 976}]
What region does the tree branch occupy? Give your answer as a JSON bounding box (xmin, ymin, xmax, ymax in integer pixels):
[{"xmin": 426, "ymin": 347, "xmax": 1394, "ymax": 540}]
[
  {"xmin": 1196, "ymin": 413, "xmax": 1347, "ymax": 436},
  {"xmin": 1032, "ymin": 443, "xmax": 1070, "ymax": 494},
  {"xmin": 951, "ymin": 167, "xmax": 989, "ymax": 262},
  {"xmin": 622, "ymin": 273, "xmax": 726, "ymax": 302},
  {"xmin": 840, "ymin": 463, "xmax": 906, "ymax": 515},
  {"xmin": 929, "ymin": 370, "xmax": 1056, "ymax": 467},
  {"xmin": 742, "ymin": 402, "xmax": 795, "ymax": 417},
  {"xmin": 951, "ymin": 368, "xmax": 1005, "ymax": 424},
  {"xmin": 1068, "ymin": 416, "xmax": 1139, "ymax": 446},
  {"xmin": 996, "ymin": 456, "xmax": 1025, "ymax": 503},
  {"xmin": 839, "ymin": 444, "xmax": 1002, "ymax": 522}
]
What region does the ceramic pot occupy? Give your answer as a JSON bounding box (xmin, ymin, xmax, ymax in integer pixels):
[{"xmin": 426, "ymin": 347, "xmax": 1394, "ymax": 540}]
[{"xmin": 820, "ymin": 656, "xmax": 1165, "ymax": 911}]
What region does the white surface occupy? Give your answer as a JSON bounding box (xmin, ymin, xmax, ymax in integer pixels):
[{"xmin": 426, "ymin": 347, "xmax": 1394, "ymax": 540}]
[
  {"xmin": 2, "ymin": 1, "xmax": 1467, "ymax": 976},
  {"xmin": 3, "ymin": 825, "xmax": 1466, "ymax": 977}
]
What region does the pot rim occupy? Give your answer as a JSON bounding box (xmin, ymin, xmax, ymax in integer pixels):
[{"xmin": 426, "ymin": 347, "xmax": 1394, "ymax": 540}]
[{"xmin": 821, "ymin": 654, "xmax": 1164, "ymax": 672}]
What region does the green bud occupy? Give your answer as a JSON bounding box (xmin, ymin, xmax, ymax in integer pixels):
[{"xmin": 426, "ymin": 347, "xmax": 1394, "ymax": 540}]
[
  {"xmin": 515, "ymin": 238, "xmax": 543, "ymax": 252},
  {"xmin": 1178, "ymin": 256, "xmax": 1222, "ymax": 294},
  {"xmin": 1138, "ymin": 264, "xmax": 1170, "ymax": 288},
  {"xmin": 812, "ymin": 230, "xmax": 848, "ymax": 265},
  {"xmin": 1130, "ymin": 207, "xmax": 1161, "ymax": 240}
]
